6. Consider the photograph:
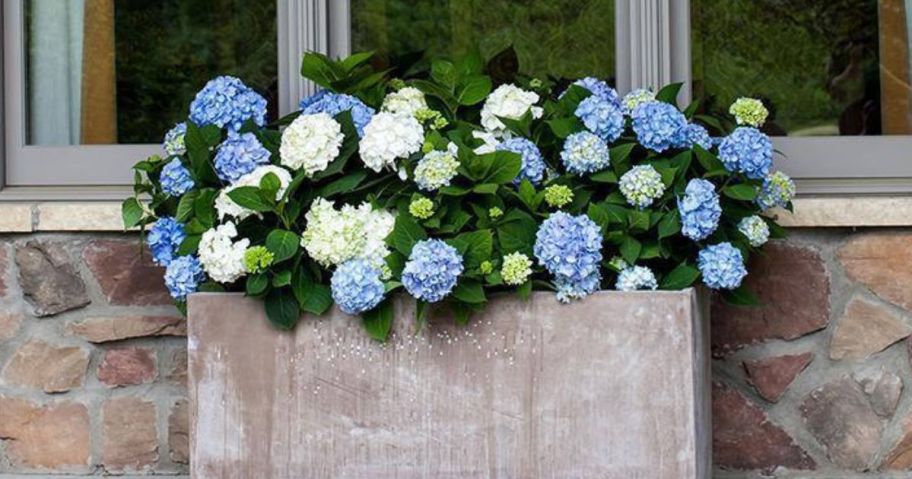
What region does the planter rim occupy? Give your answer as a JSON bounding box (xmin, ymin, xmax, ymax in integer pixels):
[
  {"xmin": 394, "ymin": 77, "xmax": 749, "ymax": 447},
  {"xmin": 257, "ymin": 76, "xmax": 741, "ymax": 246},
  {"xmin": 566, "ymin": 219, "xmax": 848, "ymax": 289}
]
[{"xmin": 188, "ymin": 287, "xmax": 698, "ymax": 300}]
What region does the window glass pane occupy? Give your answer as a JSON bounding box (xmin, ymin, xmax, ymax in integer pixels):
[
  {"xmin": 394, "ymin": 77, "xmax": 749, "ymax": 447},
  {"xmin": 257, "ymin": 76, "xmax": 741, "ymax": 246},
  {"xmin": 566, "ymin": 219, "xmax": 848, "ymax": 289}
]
[
  {"xmin": 692, "ymin": 0, "xmax": 912, "ymax": 136},
  {"xmin": 25, "ymin": 0, "xmax": 277, "ymax": 146},
  {"xmin": 350, "ymin": 0, "xmax": 615, "ymax": 81}
]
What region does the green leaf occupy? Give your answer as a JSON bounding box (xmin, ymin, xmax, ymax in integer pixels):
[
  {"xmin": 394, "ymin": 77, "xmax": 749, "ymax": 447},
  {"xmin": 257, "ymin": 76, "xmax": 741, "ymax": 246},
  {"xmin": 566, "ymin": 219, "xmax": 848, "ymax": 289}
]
[
  {"xmin": 272, "ymin": 270, "xmax": 292, "ymax": 287},
  {"xmin": 259, "ymin": 172, "xmax": 281, "ymax": 196},
  {"xmin": 517, "ymin": 180, "xmax": 539, "ymax": 210},
  {"xmin": 431, "ymin": 60, "xmax": 458, "ymax": 89},
  {"xmin": 121, "ymin": 198, "xmax": 143, "ymax": 229},
  {"xmin": 175, "ymin": 191, "xmax": 199, "ymax": 222},
  {"xmin": 694, "ymin": 145, "xmax": 725, "ymax": 172},
  {"xmin": 456, "ymin": 75, "xmax": 492, "ymax": 105},
  {"xmin": 452, "ymin": 278, "xmax": 486, "ymax": 303},
  {"xmin": 265, "ymin": 289, "xmax": 300, "ymax": 330},
  {"xmin": 587, "ymin": 203, "xmax": 612, "ymax": 232},
  {"xmin": 609, "ymin": 143, "xmax": 636, "ymax": 166},
  {"xmin": 620, "ymin": 236, "xmax": 642, "ymax": 264},
  {"xmin": 227, "ymin": 186, "xmax": 274, "ymax": 212},
  {"xmin": 177, "ymin": 234, "xmax": 201, "ymax": 256},
  {"xmin": 628, "ymin": 209, "xmax": 651, "ymax": 232},
  {"xmin": 265, "ymin": 229, "xmax": 299, "ymax": 263},
  {"xmin": 193, "ymin": 189, "xmax": 218, "ymax": 227},
  {"xmin": 591, "ymin": 169, "xmax": 618, "ymax": 183},
  {"xmin": 659, "ymin": 263, "xmax": 700, "ymax": 289},
  {"xmin": 658, "ymin": 210, "xmax": 681, "ymax": 239},
  {"xmin": 291, "ymin": 266, "xmax": 333, "ymax": 315},
  {"xmin": 655, "ymin": 82, "xmax": 683, "ymax": 105},
  {"xmin": 547, "ymin": 117, "xmax": 581, "ymax": 138},
  {"xmin": 246, "ymin": 274, "xmax": 269, "ymax": 296},
  {"xmin": 300, "ymin": 52, "xmax": 339, "ymax": 88},
  {"xmin": 450, "ymin": 301, "xmax": 474, "ymax": 325},
  {"xmin": 472, "ymin": 183, "xmax": 499, "ymax": 194},
  {"xmin": 184, "ymin": 123, "xmax": 217, "ymax": 183},
  {"xmin": 362, "ymin": 299, "xmax": 394, "ymax": 342},
  {"xmin": 339, "ymin": 51, "xmax": 374, "ymax": 72},
  {"xmin": 484, "ymin": 151, "xmax": 522, "ymax": 184},
  {"xmin": 317, "ymin": 170, "xmax": 367, "ymax": 198},
  {"xmin": 723, "ymin": 184, "xmax": 758, "ymax": 201},
  {"xmin": 447, "ymin": 230, "xmax": 493, "ymax": 270},
  {"xmin": 724, "ymin": 285, "xmax": 760, "ymax": 306},
  {"xmin": 389, "ymin": 214, "xmax": 427, "ymax": 256},
  {"xmin": 497, "ymin": 211, "xmax": 537, "ymax": 256},
  {"xmin": 517, "ymin": 279, "xmax": 532, "ymax": 300}
]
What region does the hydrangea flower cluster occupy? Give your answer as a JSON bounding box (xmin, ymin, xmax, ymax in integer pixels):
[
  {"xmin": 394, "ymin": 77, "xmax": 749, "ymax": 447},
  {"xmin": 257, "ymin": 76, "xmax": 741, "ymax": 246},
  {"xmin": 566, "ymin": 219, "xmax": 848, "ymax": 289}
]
[
  {"xmin": 382, "ymin": 86, "xmax": 427, "ymax": 117},
  {"xmin": 619, "ymin": 165, "xmax": 666, "ymax": 208},
  {"xmin": 160, "ymin": 158, "xmax": 195, "ymax": 197},
  {"xmin": 729, "ymin": 98, "xmax": 769, "ymax": 127},
  {"xmin": 198, "ymin": 222, "xmax": 250, "ymax": 283},
  {"xmin": 402, "ymin": 239, "xmax": 464, "ymax": 303},
  {"xmin": 615, "ymin": 266, "xmax": 658, "ymax": 291},
  {"xmin": 414, "ymin": 145, "xmax": 460, "ymax": 191},
  {"xmin": 756, "ymin": 171, "xmax": 796, "ymax": 210},
  {"xmin": 561, "ymin": 131, "xmax": 611, "ymax": 175},
  {"xmin": 300, "ymin": 198, "xmax": 394, "ymax": 268},
  {"xmin": 409, "ymin": 196, "xmax": 435, "ymax": 219},
  {"xmin": 718, "ymin": 127, "xmax": 773, "ymax": 179},
  {"xmin": 164, "ymin": 255, "xmax": 205, "ymax": 300},
  {"xmin": 544, "ymin": 184, "xmax": 574, "ymax": 208},
  {"xmin": 576, "ymin": 95, "xmax": 625, "ymax": 143},
  {"xmin": 677, "ymin": 123, "xmax": 713, "ymax": 150},
  {"xmin": 279, "ymin": 113, "xmax": 344, "ymax": 175},
  {"xmin": 698, "ymin": 242, "xmax": 747, "ymax": 290},
  {"xmin": 480, "ymin": 84, "xmax": 543, "ymax": 133},
  {"xmin": 163, "ymin": 122, "xmax": 187, "ymax": 156},
  {"xmin": 738, "ymin": 215, "xmax": 770, "ymax": 247},
  {"xmin": 359, "ymin": 112, "xmax": 424, "ymax": 172},
  {"xmin": 678, "ymin": 178, "xmax": 721, "ymax": 241},
  {"xmin": 570, "ymin": 77, "xmax": 622, "ymax": 108},
  {"xmin": 147, "ymin": 217, "xmax": 186, "ymax": 266},
  {"xmin": 534, "ymin": 212, "xmax": 603, "ymax": 303},
  {"xmin": 243, "ymin": 246, "xmax": 274, "ymax": 274},
  {"xmin": 496, "ymin": 137, "xmax": 545, "ymax": 185},
  {"xmin": 622, "ymin": 88, "xmax": 656, "ymax": 114},
  {"xmin": 300, "ymin": 90, "xmax": 375, "ymax": 137},
  {"xmin": 331, "ymin": 259, "xmax": 386, "ymax": 315},
  {"xmin": 501, "ymin": 252, "xmax": 533, "ymax": 285},
  {"xmin": 214, "ymin": 133, "xmax": 271, "ymax": 183},
  {"xmin": 632, "ymin": 101, "xmax": 687, "ymax": 153},
  {"xmin": 215, "ymin": 165, "xmax": 292, "ymax": 221},
  {"xmin": 189, "ymin": 76, "xmax": 266, "ymax": 132}
]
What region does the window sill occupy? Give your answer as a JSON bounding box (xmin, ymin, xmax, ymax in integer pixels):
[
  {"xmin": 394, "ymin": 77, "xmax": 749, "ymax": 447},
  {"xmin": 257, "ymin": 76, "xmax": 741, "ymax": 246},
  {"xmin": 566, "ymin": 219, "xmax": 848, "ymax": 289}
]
[{"xmin": 0, "ymin": 196, "xmax": 908, "ymax": 233}]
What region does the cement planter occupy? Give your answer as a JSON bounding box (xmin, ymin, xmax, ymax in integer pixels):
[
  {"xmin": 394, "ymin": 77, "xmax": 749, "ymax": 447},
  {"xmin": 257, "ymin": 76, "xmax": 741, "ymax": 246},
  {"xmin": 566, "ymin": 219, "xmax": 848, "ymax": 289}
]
[{"xmin": 188, "ymin": 290, "xmax": 710, "ymax": 479}]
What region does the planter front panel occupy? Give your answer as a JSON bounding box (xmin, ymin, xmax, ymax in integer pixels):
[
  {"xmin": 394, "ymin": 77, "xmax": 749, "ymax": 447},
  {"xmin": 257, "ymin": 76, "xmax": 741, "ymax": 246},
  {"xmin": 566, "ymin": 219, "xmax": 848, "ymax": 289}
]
[{"xmin": 188, "ymin": 290, "xmax": 709, "ymax": 479}]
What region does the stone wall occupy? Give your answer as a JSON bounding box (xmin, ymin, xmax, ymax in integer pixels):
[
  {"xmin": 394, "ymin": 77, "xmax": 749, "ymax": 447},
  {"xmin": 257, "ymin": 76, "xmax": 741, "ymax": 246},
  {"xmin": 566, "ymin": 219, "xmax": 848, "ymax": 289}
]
[{"xmin": 0, "ymin": 229, "xmax": 909, "ymax": 478}]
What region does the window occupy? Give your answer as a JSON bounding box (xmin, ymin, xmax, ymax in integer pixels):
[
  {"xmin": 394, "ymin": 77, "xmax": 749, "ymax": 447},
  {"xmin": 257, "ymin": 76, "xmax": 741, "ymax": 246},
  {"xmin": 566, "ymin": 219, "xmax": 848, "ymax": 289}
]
[{"xmin": 3, "ymin": 0, "xmax": 279, "ymax": 187}]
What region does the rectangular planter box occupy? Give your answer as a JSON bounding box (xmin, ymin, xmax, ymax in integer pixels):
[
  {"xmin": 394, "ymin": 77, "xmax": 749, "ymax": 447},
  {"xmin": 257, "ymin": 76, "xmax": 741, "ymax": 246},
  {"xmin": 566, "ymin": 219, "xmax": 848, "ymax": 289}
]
[{"xmin": 188, "ymin": 290, "xmax": 710, "ymax": 479}]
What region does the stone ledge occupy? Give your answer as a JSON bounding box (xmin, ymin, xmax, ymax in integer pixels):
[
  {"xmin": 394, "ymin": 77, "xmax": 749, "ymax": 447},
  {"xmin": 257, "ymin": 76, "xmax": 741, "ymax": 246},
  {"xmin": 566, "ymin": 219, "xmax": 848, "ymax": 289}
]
[{"xmin": 0, "ymin": 196, "xmax": 908, "ymax": 232}]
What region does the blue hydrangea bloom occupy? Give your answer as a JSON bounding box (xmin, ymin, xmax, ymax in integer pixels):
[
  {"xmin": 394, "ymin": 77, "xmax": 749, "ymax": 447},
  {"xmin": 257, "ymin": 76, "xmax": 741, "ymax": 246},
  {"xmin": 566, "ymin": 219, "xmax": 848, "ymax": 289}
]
[
  {"xmin": 571, "ymin": 77, "xmax": 622, "ymax": 108},
  {"xmin": 160, "ymin": 158, "xmax": 195, "ymax": 197},
  {"xmin": 678, "ymin": 178, "xmax": 721, "ymax": 241},
  {"xmin": 213, "ymin": 132, "xmax": 270, "ymax": 183},
  {"xmin": 698, "ymin": 242, "xmax": 748, "ymax": 290},
  {"xmin": 575, "ymin": 95, "xmax": 625, "ymax": 143},
  {"xmin": 632, "ymin": 101, "xmax": 687, "ymax": 152},
  {"xmin": 163, "ymin": 255, "xmax": 205, "ymax": 300},
  {"xmin": 163, "ymin": 122, "xmax": 187, "ymax": 156},
  {"xmin": 331, "ymin": 259, "xmax": 385, "ymax": 315},
  {"xmin": 533, "ymin": 212, "xmax": 603, "ymax": 302},
  {"xmin": 676, "ymin": 123, "xmax": 713, "ymax": 150},
  {"xmin": 189, "ymin": 76, "xmax": 267, "ymax": 132},
  {"xmin": 718, "ymin": 127, "xmax": 773, "ymax": 179},
  {"xmin": 147, "ymin": 217, "xmax": 186, "ymax": 267},
  {"xmin": 756, "ymin": 171, "xmax": 796, "ymax": 210},
  {"xmin": 560, "ymin": 131, "xmax": 611, "ymax": 175},
  {"xmin": 496, "ymin": 137, "xmax": 545, "ymax": 185},
  {"xmin": 402, "ymin": 239, "xmax": 464, "ymax": 303},
  {"xmin": 300, "ymin": 90, "xmax": 376, "ymax": 137}
]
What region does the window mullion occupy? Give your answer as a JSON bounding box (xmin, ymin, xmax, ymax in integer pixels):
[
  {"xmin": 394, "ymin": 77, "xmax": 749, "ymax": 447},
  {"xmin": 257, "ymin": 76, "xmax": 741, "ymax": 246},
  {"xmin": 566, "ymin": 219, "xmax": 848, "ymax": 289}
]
[{"xmin": 278, "ymin": 0, "xmax": 332, "ymax": 116}]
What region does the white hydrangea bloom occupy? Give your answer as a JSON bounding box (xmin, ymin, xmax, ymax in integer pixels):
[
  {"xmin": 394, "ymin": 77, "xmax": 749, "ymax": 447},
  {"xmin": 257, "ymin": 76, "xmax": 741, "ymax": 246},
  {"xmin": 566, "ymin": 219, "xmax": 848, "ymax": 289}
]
[
  {"xmin": 471, "ymin": 130, "xmax": 502, "ymax": 154},
  {"xmin": 359, "ymin": 112, "xmax": 424, "ymax": 172},
  {"xmin": 382, "ymin": 87, "xmax": 427, "ymax": 117},
  {"xmin": 300, "ymin": 198, "xmax": 395, "ymax": 267},
  {"xmin": 738, "ymin": 215, "xmax": 770, "ymax": 247},
  {"xmin": 480, "ymin": 84, "xmax": 544, "ymax": 133},
  {"xmin": 414, "ymin": 142, "xmax": 460, "ymax": 191},
  {"xmin": 215, "ymin": 165, "xmax": 293, "ymax": 221},
  {"xmin": 198, "ymin": 222, "xmax": 250, "ymax": 284},
  {"xmin": 279, "ymin": 112, "xmax": 344, "ymax": 175},
  {"xmin": 622, "ymin": 88, "xmax": 656, "ymax": 114},
  {"xmin": 615, "ymin": 265, "xmax": 658, "ymax": 291}
]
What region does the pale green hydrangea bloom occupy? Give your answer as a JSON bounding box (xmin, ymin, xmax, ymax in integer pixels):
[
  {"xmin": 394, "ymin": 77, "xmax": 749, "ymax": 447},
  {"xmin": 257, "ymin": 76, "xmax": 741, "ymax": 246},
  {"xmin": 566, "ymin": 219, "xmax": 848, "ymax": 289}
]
[
  {"xmin": 608, "ymin": 256, "xmax": 628, "ymax": 271},
  {"xmin": 409, "ymin": 197, "xmax": 435, "ymax": 219},
  {"xmin": 729, "ymin": 97, "xmax": 769, "ymax": 127},
  {"xmin": 529, "ymin": 78, "xmax": 543, "ymax": 89},
  {"xmin": 501, "ymin": 252, "xmax": 533, "ymax": 285},
  {"xmin": 737, "ymin": 215, "xmax": 770, "ymax": 247},
  {"xmin": 414, "ymin": 144, "xmax": 461, "ymax": 191},
  {"xmin": 243, "ymin": 246, "xmax": 274, "ymax": 274},
  {"xmin": 415, "ymin": 108, "xmax": 449, "ymax": 130},
  {"xmin": 479, "ymin": 260, "xmax": 494, "ymax": 275},
  {"xmin": 619, "ymin": 164, "xmax": 666, "ymax": 208},
  {"xmin": 389, "ymin": 78, "xmax": 407, "ymax": 90},
  {"xmin": 488, "ymin": 207, "xmax": 504, "ymax": 219},
  {"xmin": 544, "ymin": 184, "xmax": 574, "ymax": 208}
]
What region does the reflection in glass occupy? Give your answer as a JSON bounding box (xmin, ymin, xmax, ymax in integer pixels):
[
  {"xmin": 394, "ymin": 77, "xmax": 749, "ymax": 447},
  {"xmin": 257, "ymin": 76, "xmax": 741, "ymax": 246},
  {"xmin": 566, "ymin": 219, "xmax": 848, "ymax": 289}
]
[
  {"xmin": 692, "ymin": 0, "xmax": 912, "ymax": 136},
  {"xmin": 351, "ymin": 0, "xmax": 615, "ymax": 81},
  {"xmin": 25, "ymin": 0, "xmax": 277, "ymax": 146}
]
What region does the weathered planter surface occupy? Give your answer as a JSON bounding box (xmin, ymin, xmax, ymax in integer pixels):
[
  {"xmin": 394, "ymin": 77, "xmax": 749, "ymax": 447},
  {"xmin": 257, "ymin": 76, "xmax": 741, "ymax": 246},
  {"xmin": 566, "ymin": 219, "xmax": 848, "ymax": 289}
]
[{"xmin": 188, "ymin": 290, "xmax": 710, "ymax": 479}]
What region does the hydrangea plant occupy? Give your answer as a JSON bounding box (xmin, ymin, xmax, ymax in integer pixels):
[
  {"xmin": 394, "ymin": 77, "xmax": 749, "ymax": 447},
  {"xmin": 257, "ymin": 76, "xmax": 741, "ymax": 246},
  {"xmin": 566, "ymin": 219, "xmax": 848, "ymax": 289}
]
[{"xmin": 124, "ymin": 50, "xmax": 793, "ymax": 340}]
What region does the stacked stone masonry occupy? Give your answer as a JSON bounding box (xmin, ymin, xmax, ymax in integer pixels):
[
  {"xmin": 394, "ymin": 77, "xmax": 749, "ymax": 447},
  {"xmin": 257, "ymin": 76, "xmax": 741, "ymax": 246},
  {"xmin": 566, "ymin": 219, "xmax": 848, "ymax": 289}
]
[{"xmin": 0, "ymin": 230, "xmax": 910, "ymax": 478}]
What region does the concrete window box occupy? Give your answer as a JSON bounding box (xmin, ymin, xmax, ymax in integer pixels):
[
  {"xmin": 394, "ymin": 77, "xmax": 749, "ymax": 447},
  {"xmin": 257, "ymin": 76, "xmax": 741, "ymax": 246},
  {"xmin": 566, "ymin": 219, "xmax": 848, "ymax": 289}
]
[{"xmin": 188, "ymin": 290, "xmax": 710, "ymax": 479}]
